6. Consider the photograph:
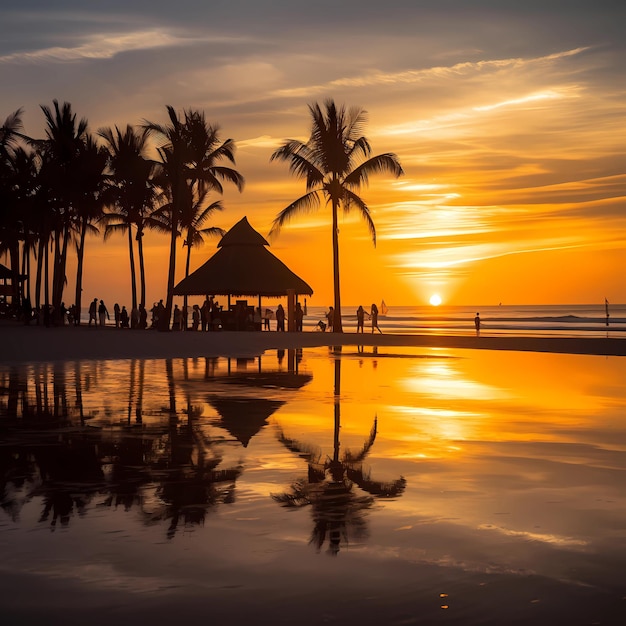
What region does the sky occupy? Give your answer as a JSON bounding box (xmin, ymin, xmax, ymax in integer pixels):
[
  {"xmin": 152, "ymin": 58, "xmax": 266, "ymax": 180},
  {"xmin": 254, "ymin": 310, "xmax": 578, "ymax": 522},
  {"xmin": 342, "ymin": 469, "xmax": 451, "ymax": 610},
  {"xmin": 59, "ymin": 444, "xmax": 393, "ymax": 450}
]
[{"xmin": 1, "ymin": 0, "xmax": 625, "ymax": 308}]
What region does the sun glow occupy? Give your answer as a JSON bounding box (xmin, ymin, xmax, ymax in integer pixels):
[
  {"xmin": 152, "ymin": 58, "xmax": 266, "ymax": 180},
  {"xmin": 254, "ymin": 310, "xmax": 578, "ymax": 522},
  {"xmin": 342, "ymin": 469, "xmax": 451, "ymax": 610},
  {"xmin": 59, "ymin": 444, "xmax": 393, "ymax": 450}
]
[{"xmin": 429, "ymin": 294, "xmax": 442, "ymax": 306}]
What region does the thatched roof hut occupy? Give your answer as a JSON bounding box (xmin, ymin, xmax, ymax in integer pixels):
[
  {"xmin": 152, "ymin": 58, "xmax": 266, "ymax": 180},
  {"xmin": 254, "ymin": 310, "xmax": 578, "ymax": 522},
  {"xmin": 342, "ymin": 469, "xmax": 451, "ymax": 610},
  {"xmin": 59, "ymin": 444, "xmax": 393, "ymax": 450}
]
[{"xmin": 173, "ymin": 216, "xmax": 313, "ymax": 298}]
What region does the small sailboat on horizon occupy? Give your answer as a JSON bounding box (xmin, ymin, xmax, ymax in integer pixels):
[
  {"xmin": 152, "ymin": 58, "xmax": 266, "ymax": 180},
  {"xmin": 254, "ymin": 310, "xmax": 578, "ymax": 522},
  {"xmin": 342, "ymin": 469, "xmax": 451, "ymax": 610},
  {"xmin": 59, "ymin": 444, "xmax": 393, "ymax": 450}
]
[{"xmin": 380, "ymin": 300, "xmax": 388, "ymax": 316}]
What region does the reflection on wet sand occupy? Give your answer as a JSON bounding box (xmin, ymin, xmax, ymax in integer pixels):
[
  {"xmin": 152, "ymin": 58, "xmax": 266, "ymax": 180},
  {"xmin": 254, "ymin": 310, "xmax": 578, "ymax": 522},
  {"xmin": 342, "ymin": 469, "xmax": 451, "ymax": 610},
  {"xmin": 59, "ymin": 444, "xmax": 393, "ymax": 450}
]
[
  {"xmin": 273, "ymin": 348, "xmax": 406, "ymax": 555},
  {"xmin": 2, "ymin": 347, "xmax": 626, "ymax": 625},
  {"xmin": 0, "ymin": 351, "xmax": 313, "ymax": 538}
]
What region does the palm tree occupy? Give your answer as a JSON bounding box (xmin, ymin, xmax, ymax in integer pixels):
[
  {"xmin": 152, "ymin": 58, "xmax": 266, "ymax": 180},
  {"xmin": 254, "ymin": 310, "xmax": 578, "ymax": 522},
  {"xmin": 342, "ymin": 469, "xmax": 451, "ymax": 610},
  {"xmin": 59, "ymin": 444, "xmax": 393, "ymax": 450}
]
[
  {"xmin": 143, "ymin": 106, "xmax": 244, "ymax": 330},
  {"xmin": 99, "ymin": 125, "xmax": 162, "ymax": 310},
  {"xmin": 72, "ymin": 133, "xmax": 106, "ymax": 323},
  {"xmin": 39, "ymin": 100, "xmax": 90, "ymax": 320},
  {"xmin": 270, "ymin": 99, "xmax": 403, "ymax": 332},
  {"xmin": 0, "ymin": 108, "xmax": 28, "ymax": 306}
]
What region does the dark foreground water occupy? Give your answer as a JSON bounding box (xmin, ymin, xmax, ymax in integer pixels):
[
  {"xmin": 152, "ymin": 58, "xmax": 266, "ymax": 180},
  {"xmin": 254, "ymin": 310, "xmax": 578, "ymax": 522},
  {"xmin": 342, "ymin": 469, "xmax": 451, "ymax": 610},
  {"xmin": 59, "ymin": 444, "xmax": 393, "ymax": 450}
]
[{"xmin": 1, "ymin": 347, "xmax": 626, "ymax": 625}]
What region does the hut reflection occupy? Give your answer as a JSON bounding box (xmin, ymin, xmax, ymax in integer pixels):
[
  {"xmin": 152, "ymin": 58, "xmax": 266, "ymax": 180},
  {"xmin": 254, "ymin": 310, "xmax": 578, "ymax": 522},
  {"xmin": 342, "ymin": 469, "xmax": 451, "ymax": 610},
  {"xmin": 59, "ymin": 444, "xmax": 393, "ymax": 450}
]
[{"xmin": 272, "ymin": 352, "xmax": 406, "ymax": 555}]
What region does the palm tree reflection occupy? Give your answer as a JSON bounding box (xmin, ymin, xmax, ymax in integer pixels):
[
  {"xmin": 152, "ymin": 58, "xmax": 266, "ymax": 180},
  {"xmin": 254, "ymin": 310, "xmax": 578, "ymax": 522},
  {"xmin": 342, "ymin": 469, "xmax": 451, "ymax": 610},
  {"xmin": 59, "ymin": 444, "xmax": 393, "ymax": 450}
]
[{"xmin": 273, "ymin": 355, "xmax": 405, "ymax": 555}]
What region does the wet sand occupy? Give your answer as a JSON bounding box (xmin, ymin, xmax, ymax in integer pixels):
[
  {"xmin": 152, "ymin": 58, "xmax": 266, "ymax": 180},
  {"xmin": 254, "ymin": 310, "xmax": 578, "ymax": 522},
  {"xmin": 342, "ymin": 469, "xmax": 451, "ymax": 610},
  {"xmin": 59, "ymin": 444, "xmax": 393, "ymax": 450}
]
[{"xmin": 1, "ymin": 321, "xmax": 625, "ymax": 362}]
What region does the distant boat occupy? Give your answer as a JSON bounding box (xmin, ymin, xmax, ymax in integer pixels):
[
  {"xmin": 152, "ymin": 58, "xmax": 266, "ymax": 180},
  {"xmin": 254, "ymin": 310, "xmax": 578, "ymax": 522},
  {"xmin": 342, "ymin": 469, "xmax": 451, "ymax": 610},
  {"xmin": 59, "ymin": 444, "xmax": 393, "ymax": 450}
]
[{"xmin": 380, "ymin": 300, "xmax": 388, "ymax": 316}]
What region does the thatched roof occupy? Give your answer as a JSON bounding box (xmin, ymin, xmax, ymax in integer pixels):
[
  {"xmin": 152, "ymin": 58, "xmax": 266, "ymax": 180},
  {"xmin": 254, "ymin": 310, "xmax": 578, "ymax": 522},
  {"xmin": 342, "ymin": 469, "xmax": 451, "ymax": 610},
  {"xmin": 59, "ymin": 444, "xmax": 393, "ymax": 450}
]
[
  {"xmin": 173, "ymin": 216, "xmax": 313, "ymax": 297},
  {"xmin": 208, "ymin": 396, "xmax": 285, "ymax": 447}
]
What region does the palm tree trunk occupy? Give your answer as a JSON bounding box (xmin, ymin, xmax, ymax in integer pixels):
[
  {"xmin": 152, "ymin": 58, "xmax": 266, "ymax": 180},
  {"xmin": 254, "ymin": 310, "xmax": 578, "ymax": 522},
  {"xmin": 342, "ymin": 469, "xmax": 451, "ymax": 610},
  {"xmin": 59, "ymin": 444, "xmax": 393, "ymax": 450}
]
[
  {"xmin": 331, "ymin": 197, "xmax": 343, "ymax": 332},
  {"xmin": 128, "ymin": 224, "xmax": 137, "ymax": 310},
  {"xmin": 137, "ymin": 228, "xmax": 146, "ymax": 307},
  {"xmin": 35, "ymin": 237, "xmax": 44, "ymax": 311},
  {"xmin": 74, "ymin": 219, "xmax": 88, "ymax": 325},
  {"xmin": 161, "ymin": 213, "xmax": 178, "ymax": 331},
  {"xmin": 44, "ymin": 239, "xmax": 50, "ymax": 308},
  {"xmin": 53, "ymin": 222, "xmax": 70, "ymax": 321},
  {"xmin": 9, "ymin": 243, "xmax": 20, "ymax": 306},
  {"xmin": 183, "ymin": 240, "xmax": 192, "ymax": 327}
]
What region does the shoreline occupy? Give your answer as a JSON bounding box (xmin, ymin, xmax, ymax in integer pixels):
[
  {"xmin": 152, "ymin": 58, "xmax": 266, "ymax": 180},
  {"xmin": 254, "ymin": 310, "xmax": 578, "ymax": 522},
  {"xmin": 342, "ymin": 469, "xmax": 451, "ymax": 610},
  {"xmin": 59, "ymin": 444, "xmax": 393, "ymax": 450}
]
[{"xmin": 1, "ymin": 321, "xmax": 625, "ymax": 363}]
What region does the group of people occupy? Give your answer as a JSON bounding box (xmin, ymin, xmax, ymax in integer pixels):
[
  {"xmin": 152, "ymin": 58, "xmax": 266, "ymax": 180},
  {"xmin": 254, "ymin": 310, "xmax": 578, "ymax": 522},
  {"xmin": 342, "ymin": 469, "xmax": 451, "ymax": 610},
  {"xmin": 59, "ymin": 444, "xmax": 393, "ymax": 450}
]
[
  {"xmin": 319, "ymin": 303, "xmax": 382, "ymax": 333},
  {"xmin": 88, "ymin": 298, "xmax": 149, "ymax": 329}
]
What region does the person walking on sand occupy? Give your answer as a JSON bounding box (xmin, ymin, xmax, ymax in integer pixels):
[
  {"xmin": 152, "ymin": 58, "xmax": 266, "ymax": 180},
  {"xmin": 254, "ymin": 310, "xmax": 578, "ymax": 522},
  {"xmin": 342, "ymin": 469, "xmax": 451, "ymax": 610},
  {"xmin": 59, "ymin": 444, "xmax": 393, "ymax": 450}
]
[
  {"xmin": 356, "ymin": 305, "xmax": 365, "ymax": 333},
  {"xmin": 370, "ymin": 303, "xmax": 382, "ymax": 334},
  {"xmin": 474, "ymin": 312, "xmax": 481, "ymax": 335},
  {"xmin": 88, "ymin": 298, "xmax": 98, "ymax": 326},
  {"xmin": 98, "ymin": 300, "xmax": 110, "ymax": 327}
]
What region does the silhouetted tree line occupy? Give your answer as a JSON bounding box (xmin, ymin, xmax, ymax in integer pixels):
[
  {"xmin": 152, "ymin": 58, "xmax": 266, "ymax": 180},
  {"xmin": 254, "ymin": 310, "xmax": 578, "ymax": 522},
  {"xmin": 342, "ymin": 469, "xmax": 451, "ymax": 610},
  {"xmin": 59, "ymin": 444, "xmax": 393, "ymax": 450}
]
[
  {"xmin": 2, "ymin": 99, "xmax": 403, "ymax": 332},
  {"xmin": 0, "ymin": 103, "xmax": 243, "ymax": 328}
]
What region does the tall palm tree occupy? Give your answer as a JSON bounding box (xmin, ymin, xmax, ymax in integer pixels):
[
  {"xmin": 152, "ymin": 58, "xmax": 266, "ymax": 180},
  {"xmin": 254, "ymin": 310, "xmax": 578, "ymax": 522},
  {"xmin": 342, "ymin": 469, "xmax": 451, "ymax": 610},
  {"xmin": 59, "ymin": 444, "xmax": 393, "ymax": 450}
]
[
  {"xmin": 270, "ymin": 99, "xmax": 403, "ymax": 333},
  {"xmin": 39, "ymin": 100, "xmax": 90, "ymax": 320},
  {"xmin": 143, "ymin": 106, "xmax": 244, "ymax": 330},
  {"xmin": 72, "ymin": 133, "xmax": 106, "ymax": 323},
  {"xmin": 99, "ymin": 124, "xmax": 162, "ymax": 310},
  {"xmin": 0, "ymin": 108, "xmax": 28, "ymax": 306}
]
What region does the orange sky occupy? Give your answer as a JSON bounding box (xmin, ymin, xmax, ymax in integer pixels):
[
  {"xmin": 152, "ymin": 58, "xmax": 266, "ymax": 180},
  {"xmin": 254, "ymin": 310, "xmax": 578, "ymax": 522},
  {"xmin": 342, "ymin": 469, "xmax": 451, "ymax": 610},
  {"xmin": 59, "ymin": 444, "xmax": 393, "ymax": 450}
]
[{"xmin": 1, "ymin": 3, "xmax": 624, "ymax": 308}]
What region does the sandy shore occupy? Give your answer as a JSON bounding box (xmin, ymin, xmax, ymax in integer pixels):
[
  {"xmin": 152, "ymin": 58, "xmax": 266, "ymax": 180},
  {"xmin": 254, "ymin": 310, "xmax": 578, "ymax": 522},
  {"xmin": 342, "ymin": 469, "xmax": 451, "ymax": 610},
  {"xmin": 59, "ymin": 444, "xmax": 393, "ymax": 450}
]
[{"xmin": 1, "ymin": 320, "xmax": 625, "ymax": 363}]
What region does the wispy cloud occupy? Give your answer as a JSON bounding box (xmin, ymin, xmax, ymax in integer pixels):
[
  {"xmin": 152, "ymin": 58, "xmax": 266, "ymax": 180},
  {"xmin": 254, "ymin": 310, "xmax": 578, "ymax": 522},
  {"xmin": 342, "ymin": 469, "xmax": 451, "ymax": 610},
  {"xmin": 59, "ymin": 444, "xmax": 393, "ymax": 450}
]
[
  {"xmin": 272, "ymin": 47, "xmax": 590, "ymax": 99},
  {"xmin": 0, "ymin": 29, "xmax": 237, "ymax": 64}
]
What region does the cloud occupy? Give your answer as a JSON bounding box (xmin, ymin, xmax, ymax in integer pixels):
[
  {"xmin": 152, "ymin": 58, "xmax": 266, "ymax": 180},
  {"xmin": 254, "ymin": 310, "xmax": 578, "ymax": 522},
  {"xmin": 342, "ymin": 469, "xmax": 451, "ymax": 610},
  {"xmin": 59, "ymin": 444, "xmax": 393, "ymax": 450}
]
[{"xmin": 0, "ymin": 29, "xmax": 240, "ymax": 64}]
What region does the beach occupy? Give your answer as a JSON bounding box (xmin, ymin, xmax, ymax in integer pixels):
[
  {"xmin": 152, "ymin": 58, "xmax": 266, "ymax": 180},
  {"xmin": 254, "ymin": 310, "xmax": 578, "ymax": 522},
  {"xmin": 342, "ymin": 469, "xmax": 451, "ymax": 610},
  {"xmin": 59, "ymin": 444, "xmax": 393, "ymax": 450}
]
[{"xmin": 1, "ymin": 319, "xmax": 625, "ymax": 363}]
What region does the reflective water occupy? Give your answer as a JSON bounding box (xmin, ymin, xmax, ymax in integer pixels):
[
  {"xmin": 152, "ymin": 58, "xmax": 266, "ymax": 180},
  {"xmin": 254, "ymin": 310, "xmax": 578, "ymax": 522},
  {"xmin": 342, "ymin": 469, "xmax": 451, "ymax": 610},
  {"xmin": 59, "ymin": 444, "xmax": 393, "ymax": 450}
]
[{"xmin": 1, "ymin": 347, "xmax": 626, "ymax": 625}]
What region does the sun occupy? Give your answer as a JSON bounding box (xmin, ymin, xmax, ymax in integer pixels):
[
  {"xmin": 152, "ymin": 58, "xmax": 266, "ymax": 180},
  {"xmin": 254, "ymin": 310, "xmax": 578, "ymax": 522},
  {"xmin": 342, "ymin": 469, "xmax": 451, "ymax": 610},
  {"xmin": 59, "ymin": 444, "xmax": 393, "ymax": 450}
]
[{"xmin": 429, "ymin": 293, "xmax": 442, "ymax": 306}]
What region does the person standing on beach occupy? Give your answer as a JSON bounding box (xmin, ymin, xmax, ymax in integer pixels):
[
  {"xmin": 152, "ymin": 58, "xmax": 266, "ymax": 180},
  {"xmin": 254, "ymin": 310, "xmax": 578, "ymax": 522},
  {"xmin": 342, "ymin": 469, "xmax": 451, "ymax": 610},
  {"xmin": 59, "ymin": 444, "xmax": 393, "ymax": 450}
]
[
  {"xmin": 276, "ymin": 304, "xmax": 285, "ymax": 331},
  {"xmin": 192, "ymin": 304, "xmax": 200, "ymax": 331},
  {"xmin": 474, "ymin": 312, "xmax": 481, "ymax": 335},
  {"xmin": 295, "ymin": 302, "xmax": 304, "ymax": 331},
  {"xmin": 120, "ymin": 306, "xmax": 129, "ymax": 328},
  {"xmin": 98, "ymin": 300, "xmax": 110, "ymax": 327},
  {"xmin": 326, "ymin": 307, "xmax": 334, "ymax": 332},
  {"xmin": 139, "ymin": 304, "xmax": 148, "ymax": 329},
  {"xmin": 88, "ymin": 298, "xmax": 98, "ymax": 326},
  {"xmin": 356, "ymin": 305, "xmax": 365, "ymax": 333},
  {"xmin": 113, "ymin": 303, "xmax": 121, "ymax": 328},
  {"xmin": 370, "ymin": 303, "xmax": 382, "ymax": 333}
]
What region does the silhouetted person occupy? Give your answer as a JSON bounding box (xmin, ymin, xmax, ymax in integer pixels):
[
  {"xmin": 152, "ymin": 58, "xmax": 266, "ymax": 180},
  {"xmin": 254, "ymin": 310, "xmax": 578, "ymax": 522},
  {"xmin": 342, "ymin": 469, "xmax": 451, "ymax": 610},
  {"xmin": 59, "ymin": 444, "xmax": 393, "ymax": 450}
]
[
  {"xmin": 192, "ymin": 304, "xmax": 200, "ymax": 331},
  {"xmin": 113, "ymin": 303, "xmax": 121, "ymax": 328},
  {"xmin": 276, "ymin": 304, "xmax": 285, "ymax": 331},
  {"xmin": 131, "ymin": 305, "xmax": 139, "ymax": 329},
  {"xmin": 356, "ymin": 305, "xmax": 365, "ymax": 333},
  {"xmin": 88, "ymin": 298, "xmax": 98, "ymax": 326},
  {"xmin": 263, "ymin": 308, "xmax": 272, "ymax": 330},
  {"xmin": 326, "ymin": 306, "xmax": 334, "ymax": 332},
  {"xmin": 173, "ymin": 304, "xmax": 182, "ymax": 330},
  {"xmin": 295, "ymin": 302, "xmax": 304, "ymax": 331},
  {"xmin": 370, "ymin": 303, "xmax": 381, "ymax": 333},
  {"xmin": 98, "ymin": 300, "xmax": 110, "ymax": 327},
  {"xmin": 120, "ymin": 306, "xmax": 129, "ymax": 328},
  {"xmin": 474, "ymin": 312, "xmax": 481, "ymax": 335},
  {"xmin": 139, "ymin": 304, "xmax": 148, "ymax": 329},
  {"xmin": 200, "ymin": 298, "xmax": 210, "ymax": 332}
]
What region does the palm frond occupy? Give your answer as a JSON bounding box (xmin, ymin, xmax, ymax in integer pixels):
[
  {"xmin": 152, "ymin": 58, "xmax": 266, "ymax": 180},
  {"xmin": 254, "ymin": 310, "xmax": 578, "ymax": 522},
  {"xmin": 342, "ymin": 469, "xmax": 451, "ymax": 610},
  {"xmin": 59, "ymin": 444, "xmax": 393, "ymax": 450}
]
[
  {"xmin": 344, "ymin": 153, "xmax": 404, "ymax": 189},
  {"xmin": 269, "ymin": 191, "xmax": 321, "ymax": 238},
  {"xmin": 342, "ymin": 189, "xmax": 376, "ymax": 246}
]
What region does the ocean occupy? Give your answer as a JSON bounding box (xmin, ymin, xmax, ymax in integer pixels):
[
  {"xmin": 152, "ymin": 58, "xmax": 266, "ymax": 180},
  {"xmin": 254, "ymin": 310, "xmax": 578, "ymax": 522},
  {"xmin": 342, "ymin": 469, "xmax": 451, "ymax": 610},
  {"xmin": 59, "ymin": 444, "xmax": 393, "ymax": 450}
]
[{"xmin": 302, "ymin": 303, "xmax": 626, "ymax": 337}]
